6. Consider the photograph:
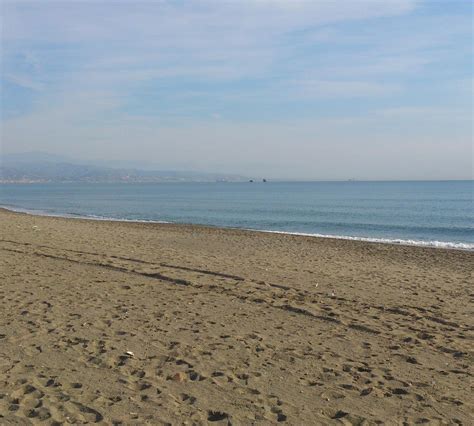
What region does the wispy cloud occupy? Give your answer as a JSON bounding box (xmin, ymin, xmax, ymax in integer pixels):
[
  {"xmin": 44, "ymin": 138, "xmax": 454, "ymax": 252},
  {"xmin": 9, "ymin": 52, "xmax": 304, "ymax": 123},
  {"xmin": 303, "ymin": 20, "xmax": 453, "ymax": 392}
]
[
  {"xmin": 374, "ymin": 106, "xmax": 472, "ymax": 121},
  {"xmin": 0, "ymin": 0, "xmax": 472, "ymax": 179},
  {"xmin": 295, "ymin": 80, "xmax": 400, "ymax": 98},
  {"xmin": 4, "ymin": 73, "xmax": 44, "ymax": 91}
]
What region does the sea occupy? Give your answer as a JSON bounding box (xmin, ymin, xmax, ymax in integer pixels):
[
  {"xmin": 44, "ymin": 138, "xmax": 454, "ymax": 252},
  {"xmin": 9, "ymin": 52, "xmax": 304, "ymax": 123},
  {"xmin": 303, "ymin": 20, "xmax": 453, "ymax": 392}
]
[{"xmin": 1, "ymin": 180, "xmax": 473, "ymax": 250}]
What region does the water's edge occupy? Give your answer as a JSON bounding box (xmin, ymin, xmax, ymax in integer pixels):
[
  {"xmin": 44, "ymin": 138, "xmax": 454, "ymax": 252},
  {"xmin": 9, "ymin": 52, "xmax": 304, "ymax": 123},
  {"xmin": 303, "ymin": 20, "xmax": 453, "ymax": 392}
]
[{"xmin": 2, "ymin": 204, "xmax": 472, "ymax": 251}]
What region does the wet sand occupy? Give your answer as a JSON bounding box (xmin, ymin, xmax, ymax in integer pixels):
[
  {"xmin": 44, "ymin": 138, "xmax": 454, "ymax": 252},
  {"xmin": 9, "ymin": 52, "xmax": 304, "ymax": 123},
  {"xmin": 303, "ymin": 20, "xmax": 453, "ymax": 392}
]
[{"xmin": 0, "ymin": 208, "xmax": 472, "ymax": 424}]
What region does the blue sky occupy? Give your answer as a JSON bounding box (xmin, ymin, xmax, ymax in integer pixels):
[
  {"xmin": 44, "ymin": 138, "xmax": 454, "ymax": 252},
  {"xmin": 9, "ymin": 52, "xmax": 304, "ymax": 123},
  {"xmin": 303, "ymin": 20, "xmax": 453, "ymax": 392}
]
[{"xmin": 1, "ymin": 0, "xmax": 472, "ymax": 179}]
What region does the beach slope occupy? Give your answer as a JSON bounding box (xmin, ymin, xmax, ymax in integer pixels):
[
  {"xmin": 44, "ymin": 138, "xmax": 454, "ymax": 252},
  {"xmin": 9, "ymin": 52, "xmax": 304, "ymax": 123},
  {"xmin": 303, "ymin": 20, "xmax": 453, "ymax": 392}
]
[{"xmin": 0, "ymin": 209, "xmax": 472, "ymax": 424}]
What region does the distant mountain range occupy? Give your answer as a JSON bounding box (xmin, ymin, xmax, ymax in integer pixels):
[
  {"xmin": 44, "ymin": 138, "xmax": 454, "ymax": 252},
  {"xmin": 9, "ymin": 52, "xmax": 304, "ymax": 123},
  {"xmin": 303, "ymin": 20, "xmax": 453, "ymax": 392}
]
[{"xmin": 0, "ymin": 152, "xmax": 248, "ymax": 183}]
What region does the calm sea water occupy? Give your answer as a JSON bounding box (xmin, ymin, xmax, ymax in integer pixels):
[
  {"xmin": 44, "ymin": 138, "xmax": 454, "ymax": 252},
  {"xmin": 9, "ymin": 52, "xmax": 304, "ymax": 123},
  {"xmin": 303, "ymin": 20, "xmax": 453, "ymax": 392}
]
[{"xmin": 1, "ymin": 181, "xmax": 473, "ymax": 249}]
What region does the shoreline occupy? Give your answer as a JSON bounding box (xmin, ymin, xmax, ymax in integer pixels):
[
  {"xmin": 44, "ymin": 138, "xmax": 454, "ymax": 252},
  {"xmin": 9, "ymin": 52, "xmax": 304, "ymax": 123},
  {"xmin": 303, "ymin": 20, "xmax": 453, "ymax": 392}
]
[
  {"xmin": 0, "ymin": 207, "xmax": 472, "ymax": 424},
  {"xmin": 1, "ymin": 204, "xmax": 473, "ymax": 252}
]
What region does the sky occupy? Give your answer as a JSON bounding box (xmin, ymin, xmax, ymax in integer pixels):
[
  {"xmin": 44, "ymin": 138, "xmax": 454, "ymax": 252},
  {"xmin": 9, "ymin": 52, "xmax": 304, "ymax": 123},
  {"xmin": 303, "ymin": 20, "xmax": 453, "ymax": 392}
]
[{"xmin": 0, "ymin": 0, "xmax": 472, "ymax": 180}]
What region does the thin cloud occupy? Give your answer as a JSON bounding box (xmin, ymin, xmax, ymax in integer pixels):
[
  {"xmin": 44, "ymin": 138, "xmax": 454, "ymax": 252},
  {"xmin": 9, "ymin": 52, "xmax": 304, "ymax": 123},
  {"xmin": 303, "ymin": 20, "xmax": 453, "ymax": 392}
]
[
  {"xmin": 0, "ymin": 0, "xmax": 471, "ymax": 180},
  {"xmin": 295, "ymin": 80, "xmax": 400, "ymax": 98},
  {"xmin": 4, "ymin": 73, "xmax": 44, "ymax": 91}
]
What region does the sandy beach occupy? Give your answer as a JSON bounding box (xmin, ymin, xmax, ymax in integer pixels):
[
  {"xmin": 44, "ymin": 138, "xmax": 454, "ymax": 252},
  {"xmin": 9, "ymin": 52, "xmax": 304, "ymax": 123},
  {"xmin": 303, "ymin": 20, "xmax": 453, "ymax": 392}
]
[{"xmin": 0, "ymin": 208, "xmax": 472, "ymax": 424}]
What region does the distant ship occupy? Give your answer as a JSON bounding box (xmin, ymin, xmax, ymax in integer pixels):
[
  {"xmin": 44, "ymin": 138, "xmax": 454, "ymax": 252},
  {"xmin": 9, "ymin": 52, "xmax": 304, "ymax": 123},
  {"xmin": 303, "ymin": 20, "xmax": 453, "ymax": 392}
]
[{"xmin": 262, "ymin": 178, "xmax": 267, "ymax": 182}]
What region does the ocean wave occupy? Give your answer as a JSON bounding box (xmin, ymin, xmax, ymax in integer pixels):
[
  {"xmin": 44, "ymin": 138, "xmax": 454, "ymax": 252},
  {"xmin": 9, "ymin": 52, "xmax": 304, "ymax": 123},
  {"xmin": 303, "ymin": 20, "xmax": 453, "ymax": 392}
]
[
  {"xmin": 253, "ymin": 229, "xmax": 474, "ymax": 250},
  {"xmin": 0, "ymin": 205, "xmax": 170, "ymax": 224},
  {"xmin": 1, "ymin": 204, "xmax": 472, "ymax": 251}
]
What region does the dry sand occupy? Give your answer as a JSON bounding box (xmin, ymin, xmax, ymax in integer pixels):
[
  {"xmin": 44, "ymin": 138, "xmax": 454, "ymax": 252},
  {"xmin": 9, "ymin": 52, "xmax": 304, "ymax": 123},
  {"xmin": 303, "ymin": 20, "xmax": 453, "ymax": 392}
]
[{"xmin": 0, "ymin": 208, "xmax": 472, "ymax": 425}]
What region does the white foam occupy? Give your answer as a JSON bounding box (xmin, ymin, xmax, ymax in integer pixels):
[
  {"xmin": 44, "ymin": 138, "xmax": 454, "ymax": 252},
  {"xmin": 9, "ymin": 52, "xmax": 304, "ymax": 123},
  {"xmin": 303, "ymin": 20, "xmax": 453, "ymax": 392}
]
[
  {"xmin": 250, "ymin": 229, "xmax": 474, "ymax": 251},
  {"xmin": 0, "ymin": 205, "xmax": 170, "ymax": 224},
  {"xmin": 1, "ymin": 204, "xmax": 472, "ymax": 251}
]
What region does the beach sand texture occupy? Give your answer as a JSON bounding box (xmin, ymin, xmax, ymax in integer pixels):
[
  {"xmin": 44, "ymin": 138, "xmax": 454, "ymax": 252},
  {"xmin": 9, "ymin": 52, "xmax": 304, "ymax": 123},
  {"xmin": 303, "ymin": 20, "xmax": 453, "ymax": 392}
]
[{"xmin": 0, "ymin": 209, "xmax": 472, "ymax": 425}]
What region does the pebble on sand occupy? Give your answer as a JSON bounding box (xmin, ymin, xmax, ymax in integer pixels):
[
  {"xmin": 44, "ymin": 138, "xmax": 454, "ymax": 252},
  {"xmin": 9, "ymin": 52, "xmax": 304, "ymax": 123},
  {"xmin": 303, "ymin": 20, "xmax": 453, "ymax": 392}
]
[{"xmin": 172, "ymin": 372, "xmax": 187, "ymax": 382}]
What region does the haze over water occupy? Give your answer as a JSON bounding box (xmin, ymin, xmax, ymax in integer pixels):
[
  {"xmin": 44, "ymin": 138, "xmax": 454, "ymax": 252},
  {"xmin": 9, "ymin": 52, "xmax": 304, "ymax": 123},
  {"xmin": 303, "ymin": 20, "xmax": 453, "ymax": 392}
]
[{"xmin": 1, "ymin": 180, "xmax": 472, "ymax": 249}]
